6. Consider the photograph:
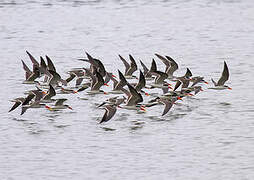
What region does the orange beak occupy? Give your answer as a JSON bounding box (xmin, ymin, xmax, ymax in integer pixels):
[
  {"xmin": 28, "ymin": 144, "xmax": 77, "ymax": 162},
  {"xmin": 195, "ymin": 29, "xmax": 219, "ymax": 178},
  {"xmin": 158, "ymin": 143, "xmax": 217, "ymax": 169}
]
[
  {"xmin": 145, "ymin": 92, "xmax": 150, "ymax": 96},
  {"xmin": 73, "ymin": 90, "xmax": 78, "ymax": 93},
  {"xmin": 177, "ymin": 96, "xmax": 183, "ymax": 101},
  {"xmin": 68, "ymin": 106, "xmax": 73, "ymax": 110},
  {"xmin": 228, "ymin": 87, "xmax": 232, "ymax": 90},
  {"xmin": 187, "ymin": 93, "xmax": 194, "ymax": 96},
  {"xmin": 200, "ymin": 88, "xmax": 204, "ymax": 91},
  {"xmin": 42, "ymin": 91, "xmax": 47, "ymax": 95},
  {"xmin": 103, "ymin": 92, "xmax": 108, "ymax": 95},
  {"xmin": 45, "ymin": 105, "xmax": 52, "ymax": 110},
  {"xmin": 204, "ymin": 81, "xmax": 209, "ymax": 84},
  {"xmin": 140, "ymin": 107, "xmax": 147, "ymax": 112}
]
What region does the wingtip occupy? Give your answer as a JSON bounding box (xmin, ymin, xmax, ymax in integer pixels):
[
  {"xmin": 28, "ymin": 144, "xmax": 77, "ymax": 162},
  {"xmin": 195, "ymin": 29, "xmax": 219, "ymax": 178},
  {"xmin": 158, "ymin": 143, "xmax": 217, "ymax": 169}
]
[{"xmin": 86, "ymin": 52, "xmax": 92, "ymax": 57}]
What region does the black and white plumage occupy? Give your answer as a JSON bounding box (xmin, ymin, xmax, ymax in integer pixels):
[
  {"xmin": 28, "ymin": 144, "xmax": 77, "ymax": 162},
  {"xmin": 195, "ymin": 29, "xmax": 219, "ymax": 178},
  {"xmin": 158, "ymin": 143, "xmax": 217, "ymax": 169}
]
[
  {"xmin": 99, "ymin": 105, "xmax": 117, "ymax": 123},
  {"xmin": 119, "ymin": 54, "xmax": 138, "ymax": 78},
  {"xmin": 209, "ymin": 61, "xmax": 231, "ymax": 90}
]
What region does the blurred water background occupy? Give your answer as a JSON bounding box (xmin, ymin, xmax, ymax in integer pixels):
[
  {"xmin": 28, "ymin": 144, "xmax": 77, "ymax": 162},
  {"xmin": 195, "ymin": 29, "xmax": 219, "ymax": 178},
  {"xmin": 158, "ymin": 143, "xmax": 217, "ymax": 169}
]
[{"xmin": 0, "ymin": 0, "xmax": 254, "ymax": 179}]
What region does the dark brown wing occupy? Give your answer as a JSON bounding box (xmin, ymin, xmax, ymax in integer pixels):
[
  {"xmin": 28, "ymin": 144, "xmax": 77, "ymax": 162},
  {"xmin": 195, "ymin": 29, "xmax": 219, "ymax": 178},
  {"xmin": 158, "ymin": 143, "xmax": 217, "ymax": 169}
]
[
  {"xmin": 95, "ymin": 59, "xmax": 106, "ymax": 77},
  {"xmin": 191, "ymin": 77, "xmax": 203, "ymax": 87},
  {"xmin": 22, "ymin": 94, "xmax": 35, "ymax": 106},
  {"xmin": 150, "ymin": 59, "xmax": 157, "ymax": 72},
  {"xmin": 85, "ymin": 52, "xmax": 99, "ymax": 67},
  {"xmin": 180, "ymin": 78, "xmax": 190, "ymax": 89},
  {"xmin": 135, "ymin": 70, "xmax": 146, "ymax": 92},
  {"xmin": 159, "ymin": 99, "xmax": 173, "ymax": 116},
  {"xmin": 152, "ymin": 71, "xmax": 168, "ymax": 84},
  {"xmin": 173, "ymin": 80, "xmax": 182, "ymax": 91},
  {"xmin": 26, "ymin": 51, "xmax": 39, "ymax": 72},
  {"xmin": 46, "ymin": 55, "xmax": 56, "ymax": 72},
  {"xmin": 9, "ymin": 98, "xmax": 24, "ymax": 112},
  {"xmin": 48, "ymin": 70, "xmax": 62, "ymax": 85},
  {"xmin": 115, "ymin": 70, "xmax": 127, "ymax": 90},
  {"xmin": 40, "ymin": 56, "xmax": 47, "ymax": 70},
  {"xmin": 119, "ymin": 55, "xmax": 130, "ymax": 75},
  {"xmin": 66, "ymin": 73, "xmax": 76, "ymax": 83},
  {"xmin": 165, "ymin": 56, "xmax": 178, "ymax": 76},
  {"xmin": 184, "ymin": 68, "xmax": 192, "ymax": 78},
  {"xmin": 217, "ymin": 61, "xmax": 229, "ymax": 86},
  {"xmin": 43, "ymin": 84, "xmax": 56, "ymax": 100},
  {"xmin": 91, "ymin": 71, "xmax": 104, "ymax": 91},
  {"xmin": 26, "ymin": 67, "xmax": 40, "ymax": 81},
  {"xmin": 100, "ymin": 105, "xmax": 117, "ymax": 123},
  {"xmin": 21, "ymin": 60, "xmax": 32, "ymax": 80},
  {"xmin": 77, "ymin": 82, "xmax": 90, "ymax": 92},
  {"xmin": 108, "ymin": 75, "xmax": 118, "ymax": 89},
  {"xmin": 55, "ymin": 98, "xmax": 67, "ymax": 106},
  {"xmin": 126, "ymin": 84, "xmax": 143, "ymax": 106},
  {"xmin": 21, "ymin": 106, "xmax": 29, "ymax": 115},
  {"xmin": 140, "ymin": 60, "xmax": 149, "ymax": 76},
  {"xmin": 155, "ymin": 53, "xmax": 170, "ymax": 67},
  {"xmin": 30, "ymin": 90, "xmax": 44, "ymax": 102},
  {"xmin": 126, "ymin": 54, "xmax": 137, "ymax": 75}
]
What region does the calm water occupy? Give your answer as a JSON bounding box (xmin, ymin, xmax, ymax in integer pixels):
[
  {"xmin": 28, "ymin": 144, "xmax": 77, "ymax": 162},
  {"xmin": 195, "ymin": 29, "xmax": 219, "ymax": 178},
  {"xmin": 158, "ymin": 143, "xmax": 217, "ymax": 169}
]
[{"xmin": 1, "ymin": 0, "xmax": 254, "ymax": 179}]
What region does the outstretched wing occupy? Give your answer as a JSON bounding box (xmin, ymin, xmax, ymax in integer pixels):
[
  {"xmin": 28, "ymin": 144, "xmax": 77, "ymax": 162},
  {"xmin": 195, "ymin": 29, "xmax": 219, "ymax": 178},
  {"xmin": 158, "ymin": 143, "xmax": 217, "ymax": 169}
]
[
  {"xmin": 140, "ymin": 60, "xmax": 149, "ymax": 76},
  {"xmin": 55, "ymin": 98, "xmax": 67, "ymax": 106},
  {"xmin": 126, "ymin": 54, "xmax": 137, "ymax": 75},
  {"xmin": 159, "ymin": 99, "xmax": 173, "ymax": 116},
  {"xmin": 21, "ymin": 60, "xmax": 32, "ymax": 80},
  {"xmin": 26, "ymin": 51, "xmax": 39, "ymax": 72},
  {"xmin": 217, "ymin": 61, "xmax": 229, "ymax": 86},
  {"xmin": 184, "ymin": 68, "xmax": 192, "ymax": 78},
  {"xmin": 119, "ymin": 55, "xmax": 130, "ymax": 75},
  {"xmin": 126, "ymin": 84, "xmax": 143, "ymax": 106},
  {"xmin": 165, "ymin": 55, "xmax": 178, "ymax": 76},
  {"xmin": 135, "ymin": 70, "xmax": 146, "ymax": 92},
  {"xmin": 100, "ymin": 105, "xmax": 117, "ymax": 123},
  {"xmin": 150, "ymin": 59, "xmax": 157, "ymax": 72},
  {"xmin": 46, "ymin": 55, "xmax": 56, "ymax": 72},
  {"xmin": 152, "ymin": 71, "xmax": 168, "ymax": 84},
  {"xmin": 173, "ymin": 80, "xmax": 182, "ymax": 91}
]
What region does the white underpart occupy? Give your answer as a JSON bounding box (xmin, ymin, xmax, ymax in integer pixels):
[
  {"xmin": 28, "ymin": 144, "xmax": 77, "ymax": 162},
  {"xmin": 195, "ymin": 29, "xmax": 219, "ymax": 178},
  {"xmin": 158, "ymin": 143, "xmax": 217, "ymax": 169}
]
[
  {"xmin": 150, "ymin": 83, "xmax": 167, "ymax": 88},
  {"xmin": 86, "ymin": 90, "xmax": 105, "ymax": 95},
  {"xmin": 208, "ymin": 86, "xmax": 228, "ymax": 90},
  {"xmin": 22, "ymin": 80, "xmax": 36, "ymax": 84},
  {"xmin": 109, "ymin": 90, "xmax": 123, "ymax": 94},
  {"xmin": 124, "ymin": 75, "xmax": 136, "ymax": 79}
]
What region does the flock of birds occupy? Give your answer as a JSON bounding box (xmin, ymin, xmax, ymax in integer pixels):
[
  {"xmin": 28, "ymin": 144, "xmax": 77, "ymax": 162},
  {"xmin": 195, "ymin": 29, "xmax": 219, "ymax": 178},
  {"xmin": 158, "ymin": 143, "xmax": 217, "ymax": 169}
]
[{"xmin": 9, "ymin": 51, "xmax": 232, "ymax": 123}]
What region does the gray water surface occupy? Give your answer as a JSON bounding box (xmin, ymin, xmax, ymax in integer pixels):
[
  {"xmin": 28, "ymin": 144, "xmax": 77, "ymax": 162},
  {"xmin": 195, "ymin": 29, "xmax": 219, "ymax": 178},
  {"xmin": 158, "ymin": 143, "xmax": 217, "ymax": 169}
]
[{"xmin": 1, "ymin": 0, "xmax": 254, "ymax": 179}]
